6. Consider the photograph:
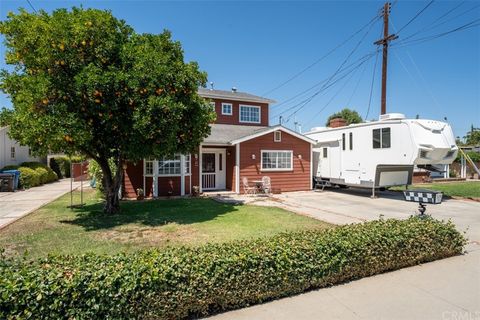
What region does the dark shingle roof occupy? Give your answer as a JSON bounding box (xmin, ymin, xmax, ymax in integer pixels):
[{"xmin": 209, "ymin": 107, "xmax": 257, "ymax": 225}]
[
  {"xmin": 203, "ymin": 124, "xmax": 270, "ymax": 145},
  {"xmin": 198, "ymin": 88, "xmax": 275, "ymax": 104}
]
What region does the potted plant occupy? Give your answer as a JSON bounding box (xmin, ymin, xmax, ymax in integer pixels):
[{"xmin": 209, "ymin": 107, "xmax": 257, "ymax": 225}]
[
  {"xmin": 192, "ymin": 185, "xmax": 200, "ymax": 197},
  {"xmin": 136, "ymin": 188, "xmax": 144, "ymax": 201}
]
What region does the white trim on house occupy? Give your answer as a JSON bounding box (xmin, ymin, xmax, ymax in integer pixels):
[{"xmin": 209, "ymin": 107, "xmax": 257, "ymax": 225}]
[
  {"xmin": 230, "ymin": 125, "xmax": 316, "ymax": 145},
  {"xmin": 260, "ymin": 150, "xmax": 294, "ymax": 172},
  {"xmin": 221, "ymin": 103, "xmax": 233, "ymax": 115},
  {"xmin": 274, "ymin": 131, "xmax": 281, "ymax": 142},
  {"xmin": 239, "ymin": 104, "xmax": 261, "ymax": 124},
  {"xmin": 235, "ymin": 143, "xmax": 240, "ymax": 193},
  {"xmin": 180, "ymin": 154, "xmax": 185, "ymax": 196},
  {"xmin": 199, "ymin": 145, "xmax": 203, "ymax": 193},
  {"xmin": 310, "ymin": 144, "xmax": 313, "ymax": 190}
]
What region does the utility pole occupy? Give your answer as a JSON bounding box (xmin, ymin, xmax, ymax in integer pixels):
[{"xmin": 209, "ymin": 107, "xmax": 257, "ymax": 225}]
[{"xmin": 374, "ymin": 2, "xmax": 398, "ymax": 115}]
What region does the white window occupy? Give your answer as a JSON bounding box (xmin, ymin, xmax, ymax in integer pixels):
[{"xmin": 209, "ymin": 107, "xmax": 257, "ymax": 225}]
[
  {"xmin": 274, "ymin": 131, "xmax": 282, "ymax": 142},
  {"xmin": 10, "ymin": 147, "xmax": 15, "ymax": 159},
  {"xmin": 373, "ymin": 127, "xmax": 391, "ymax": 149},
  {"xmin": 184, "ymin": 154, "xmax": 191, "ymax": 175},
  {"xmin": 158, "ymin": 154, "xmax": 181, "ymax": 176},
  {"xmin": 239, "ymin": 105, "xmax": 261, "ymax": 123},
  {"xmin": 261, "ymin": 150, "xmax": 293, "ymax": 171},
  {"xmin": 145, "ymin": 159, "xmax": 154, "ymax": 176},
  {"xmin": 221, "ymin": 103, "xmax": 232, "ymax": 115}
]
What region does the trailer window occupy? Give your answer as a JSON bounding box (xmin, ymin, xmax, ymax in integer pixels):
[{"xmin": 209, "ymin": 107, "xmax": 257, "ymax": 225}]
[
  {"xmin": 323, "ymin": 148, "xmax": 328, "ymax": 158},
  {"xmin": 382, "ymin": 128, "xmax": 391, "ymax": 148},
  {"xmin": 373, "ymin": 128, "xmax": 391, "ymax": 149},
  {"xmin": 349, "ymin": 132, "xmax": 353, "ymax": 150},
  {"xmin": 342, "ymin": 133, "xmax": 345, "ymax": 150}
]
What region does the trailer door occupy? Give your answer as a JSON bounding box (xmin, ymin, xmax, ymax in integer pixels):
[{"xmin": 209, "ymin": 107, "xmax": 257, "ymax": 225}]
[{"xmin": 320, "ymin": 146, "xmax": 331, "ymax": 177}]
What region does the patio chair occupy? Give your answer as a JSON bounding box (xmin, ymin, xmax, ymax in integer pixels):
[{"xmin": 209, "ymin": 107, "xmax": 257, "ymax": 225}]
[
  {"xmin": 242, "ymin": 177, "xmax": 256, "ymax": 196},
  {"xmin": 261, "ymin": 176, "xmax": 272, "ymax": 195}
]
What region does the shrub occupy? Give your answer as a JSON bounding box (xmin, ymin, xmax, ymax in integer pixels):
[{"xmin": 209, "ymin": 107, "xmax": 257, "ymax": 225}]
[
  {"xmin": 20, "ymin": 162, "xmax": 58, "ymax": 184},
  {"xmin": 0, "ymin": 217, "xmax": 465, "ymax": 319},
  {"xmin": 455, "ymin": 151, "xmax": 480, "ymax": 163},
  {"xmin": 17, "ymin": 167, "xmax": 39, "ymax": 188},
  {"xmin": 49, "ymin": 158, "xmax": 63, "ymax": 179}
]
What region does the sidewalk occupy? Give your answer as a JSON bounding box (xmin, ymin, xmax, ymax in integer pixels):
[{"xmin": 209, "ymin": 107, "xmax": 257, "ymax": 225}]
[
  {"xmin": 0, "ymin": 179, "xmax": 82, "ymax": 229},
  {"xmin": 208, "ymin": 244, "xmax": 480, "ymax": 320}
]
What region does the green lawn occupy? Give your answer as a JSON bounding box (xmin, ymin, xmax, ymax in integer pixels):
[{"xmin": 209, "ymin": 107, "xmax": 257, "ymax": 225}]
[
  {"xmin": 0, "ymin": 190, "xmax": 331, "ymax": 259},
  {"xmin": 393, "ymin": 181, "xmax": 480, "ymax": 199}
]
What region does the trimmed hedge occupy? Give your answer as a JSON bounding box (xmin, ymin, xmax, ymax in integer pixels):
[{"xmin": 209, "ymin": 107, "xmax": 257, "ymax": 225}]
[
  {"xmin": 0, "ymin": 162, "xmax": 58, "ymax": 189},
  {"xmin": 0, "ymin": 217, "xmax": 465, "ymax": 319}
]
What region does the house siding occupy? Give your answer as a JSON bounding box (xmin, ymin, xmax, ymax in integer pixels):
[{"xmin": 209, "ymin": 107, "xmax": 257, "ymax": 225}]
[
  {"xmin": 226, "ymin": 146, "xmax": 236, "ymax": 191},
  {"xmin": 123, "ymin": 160, "xmax": 143, "ymax": 198},
  {"xmin": 239, "ymin": 131, "xmax": 311, "ymax": 193},
  {"xmin": 211, "ymin": 99, "xmax": 269, "ymax": 126}
]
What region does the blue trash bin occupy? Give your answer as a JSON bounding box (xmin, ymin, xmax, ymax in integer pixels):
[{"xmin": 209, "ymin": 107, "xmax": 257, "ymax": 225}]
[{"xmin": 2, "ymin": 170, "xmax": 20, "ymax": 190}]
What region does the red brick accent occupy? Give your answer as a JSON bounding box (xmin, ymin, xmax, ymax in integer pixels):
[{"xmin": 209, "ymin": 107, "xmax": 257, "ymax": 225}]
[{"xmin": 329, "ymin": 118, "xmax": 347, "ymax": 128}]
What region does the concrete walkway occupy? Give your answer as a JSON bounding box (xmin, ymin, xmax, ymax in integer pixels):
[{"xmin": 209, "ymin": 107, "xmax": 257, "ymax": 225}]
[
  {"xmin": 0, "ymin": 179, "xmax": 82, "ymax": 229},
  {"xmin": 209, "ymin": 189, "xmax": 480, "ymax": 320}
]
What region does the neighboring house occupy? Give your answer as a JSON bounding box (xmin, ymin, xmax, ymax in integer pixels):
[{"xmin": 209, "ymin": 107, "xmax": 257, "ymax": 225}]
[
  {"xmin": 0, "ymin": 126, "xmax": 44, "ymax": 169},
  {"xmin": 123, "ymin": 88, "xmax": 315, "ymax": 197}
]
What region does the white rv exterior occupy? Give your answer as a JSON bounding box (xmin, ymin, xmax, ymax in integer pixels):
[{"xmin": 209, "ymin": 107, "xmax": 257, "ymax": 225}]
[
  {"xmin": 305, "ymin": 114, "xmax": 458, "ymax": 189},
  {"xmin": 0, "ymin": 126, "xmax": 43, "ymax": 169}
]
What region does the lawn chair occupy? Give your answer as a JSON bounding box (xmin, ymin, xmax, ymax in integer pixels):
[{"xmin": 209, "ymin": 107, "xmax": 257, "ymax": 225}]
[
  {"xmin": 261, "ymin": 176, "xmax": 272, "ymax": 195},
  {"xmin": 242, "ymin": 177, "xmax": 256, "ymax": 196}
]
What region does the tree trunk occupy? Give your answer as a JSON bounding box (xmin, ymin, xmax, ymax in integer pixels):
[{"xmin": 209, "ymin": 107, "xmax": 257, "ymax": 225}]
[{"xmin": 98, "ymin": 157, "xmax": 124, "ymax": 214}]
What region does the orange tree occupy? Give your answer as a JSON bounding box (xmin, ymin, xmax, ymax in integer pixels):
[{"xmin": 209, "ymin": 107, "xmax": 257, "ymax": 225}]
[{"xmin": 0, "ymin": 8, "xmax": 214, "ymax": 214}]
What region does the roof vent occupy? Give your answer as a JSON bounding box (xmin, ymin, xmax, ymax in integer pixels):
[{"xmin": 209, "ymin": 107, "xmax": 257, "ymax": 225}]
[
  {"xmin": 209, "ymin": 82, "xmax": 214, "ymax": 90},
  {"xmin": 231, "ymin": 87, "xmax": 237, "ymax": 93},
  {"xmin": 379, "ymin": 113, "xmax": 406, "ymax": 121}
]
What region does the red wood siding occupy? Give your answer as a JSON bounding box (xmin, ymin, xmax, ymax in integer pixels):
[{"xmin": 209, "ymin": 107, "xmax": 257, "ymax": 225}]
[
  {"xmin": 239, "ymin": 131, "xmax": 311, "ymax": 193},
  {"xmin": 123, "ymin": 161, "xmax": 143, "ymax": 198},
  {"xmin": 211, "ymin": 98, "xmax": 269, "ymax": 126},
  {"xmin": 157, "ymin": 177, "xmax": 180, "ymax": 196}
]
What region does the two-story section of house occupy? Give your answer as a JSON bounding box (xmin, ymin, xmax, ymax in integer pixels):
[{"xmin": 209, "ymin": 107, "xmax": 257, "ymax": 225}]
[{"xmin": 122, "ymin": 88, "xmax": 315, "ymax": 197}]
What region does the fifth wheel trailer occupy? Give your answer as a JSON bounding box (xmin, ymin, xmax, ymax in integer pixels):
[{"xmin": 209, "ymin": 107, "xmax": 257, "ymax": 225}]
[{"xmin": 304, "ymin": 113, "xmax": 458, "ymax": 193}]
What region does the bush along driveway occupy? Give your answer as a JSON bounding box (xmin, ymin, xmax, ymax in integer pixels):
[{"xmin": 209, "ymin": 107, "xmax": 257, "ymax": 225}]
[{"xmin": 0, "ymin": 217, "xmax": 466, "ymax": 319}]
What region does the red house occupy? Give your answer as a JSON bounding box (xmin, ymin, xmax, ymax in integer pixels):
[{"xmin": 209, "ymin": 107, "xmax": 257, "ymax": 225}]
[{"xmin": 123, "ymin": 88, "xmax": 315, "ymax": 197}]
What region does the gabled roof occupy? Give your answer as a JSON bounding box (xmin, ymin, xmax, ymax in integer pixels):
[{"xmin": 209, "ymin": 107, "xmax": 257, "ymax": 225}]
[
  {"xmin": 203, "ymin": 124, "xmax": 268, "ymax": 145},
  {"xmin": 229, "ymin": 125, "xmax": 316, "ymax": 145},
  {"xmin": 198, "ymin": 88, "xmax": 276, "ymax": 104},
  {"xmin": 203, "ymin": 124, "xmax": 316, "ymax": 146}
]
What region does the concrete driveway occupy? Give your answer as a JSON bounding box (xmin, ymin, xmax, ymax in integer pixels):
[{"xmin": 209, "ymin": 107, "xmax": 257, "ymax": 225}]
[
  {"xmin": 259, "ymin": 188, "xmax": 480, "ymax": 243},
  {"xmin": 0, "ymin": 179, "xmax": 82, "ymax": 229},
  {"xmin": 209, "ymin": 188, "xmax": 480, "ymax": 320}
]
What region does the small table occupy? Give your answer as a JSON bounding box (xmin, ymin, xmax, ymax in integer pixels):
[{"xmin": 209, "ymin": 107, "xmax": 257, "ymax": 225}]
[{"xmin": 252, "ymin": 180, "xmax": 264, "ymax": 193}]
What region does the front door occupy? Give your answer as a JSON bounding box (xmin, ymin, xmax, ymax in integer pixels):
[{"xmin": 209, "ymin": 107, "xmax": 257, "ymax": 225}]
[{"xmin": 202, "ymin": 149, "xmax": 226, "ymax": 190}]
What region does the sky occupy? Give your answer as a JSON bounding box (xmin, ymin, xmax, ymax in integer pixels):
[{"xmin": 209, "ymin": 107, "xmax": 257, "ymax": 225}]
[{"xmin": 0, "ymin": 0, "xmax": 479, "ymax": 138}]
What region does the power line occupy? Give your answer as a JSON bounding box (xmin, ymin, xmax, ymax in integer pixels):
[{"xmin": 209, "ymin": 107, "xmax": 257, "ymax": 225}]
[
  {"xmin": 304, "ymin": 64, "xmax": 361, "ymax": 128},
  {"xmin": 396, "ymin": 2, "xmax": 477, "ymax": 45},
  {"xmin": 270, "ymin": 51, "xmax": 377, "ymax": 117},
  {"xmin": 396, "ymin": 0, "xmax": 435, "ymax": 34},
  {"xmin": 26, "ymin": 0, "xmax": 37, "ymax": 12},
  {"xmin": 261, "ymin": 14, "xmax": 382, "ymax": 96},
  {"xmin": 393, "ymin": 18, "xmax": 480, "ymax": 47},
  {"xmin": 275, "ymin": 18, "xmax": 380, "ymax": 120},
  {"xmin": 365, "ymin": 48, "xmax": 380, "ymax": 120},
  {"xmin": 270, "ymin": 51, "xmax": 377, "ymax": 119},
  {"xmin": 283, "ymin": 52, "xmax": 377, "ymax": 122}
]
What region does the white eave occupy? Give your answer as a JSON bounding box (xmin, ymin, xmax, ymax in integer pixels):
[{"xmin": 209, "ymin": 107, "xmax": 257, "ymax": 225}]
[{"xmin": 230, "ymin": 125, "xmax": 316, "ymax": 145}]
